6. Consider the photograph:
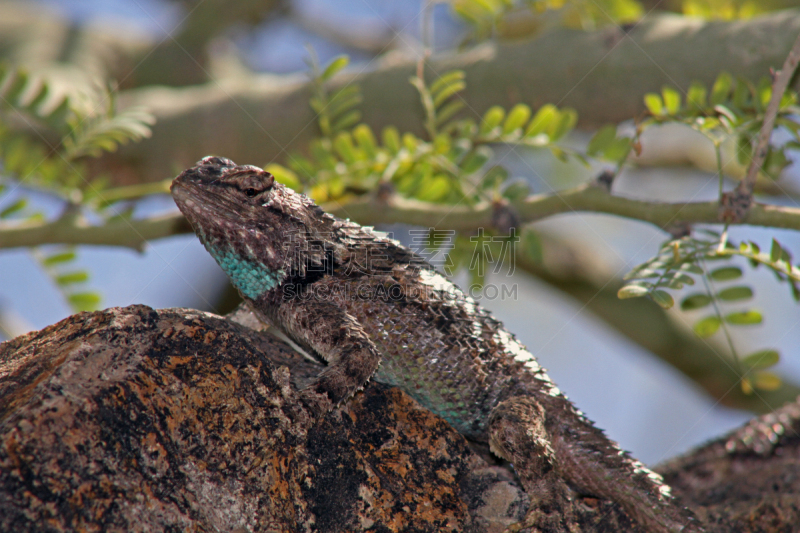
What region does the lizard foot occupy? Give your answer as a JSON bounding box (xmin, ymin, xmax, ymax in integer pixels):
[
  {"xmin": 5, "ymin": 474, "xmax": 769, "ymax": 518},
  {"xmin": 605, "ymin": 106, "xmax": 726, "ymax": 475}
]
[{"xmin": 299, "ymin": 388, "xmax": 334, "ymax": 417}]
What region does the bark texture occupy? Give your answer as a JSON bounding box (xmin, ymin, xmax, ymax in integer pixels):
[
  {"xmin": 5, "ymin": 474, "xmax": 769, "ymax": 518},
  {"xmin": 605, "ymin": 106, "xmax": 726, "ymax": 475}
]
[{"xmin": 1, "ymin": 305, "xmax": 799, "ymax": 532}]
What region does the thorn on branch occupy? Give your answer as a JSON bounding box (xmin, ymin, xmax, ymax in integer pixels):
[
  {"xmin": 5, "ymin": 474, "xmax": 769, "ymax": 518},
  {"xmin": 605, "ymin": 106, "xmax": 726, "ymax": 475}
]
[
  {"xmin": 719, "ymin": 189, "xmax": 753, "ymax": 224},
  {"xmin": 734, "ymin": 31, "xmax": 800, "ymax": 218},
  {"xmin": 666, "ymin": 223, "xmax": 692, "ymax": 239},
  {"xmin": 491, "ymin": 199, "xmax": 519, "ymax": 236},
  {"xmin": 57, "ymin": 202, "xmax": 82, "ymax": 224},
  {"xmin": 375, "ymin": 182, "xmax": 394, "ymax": 204},
  {"xmin": 594, "ymin": 169, "xmax": 615, "ymax": 192}
]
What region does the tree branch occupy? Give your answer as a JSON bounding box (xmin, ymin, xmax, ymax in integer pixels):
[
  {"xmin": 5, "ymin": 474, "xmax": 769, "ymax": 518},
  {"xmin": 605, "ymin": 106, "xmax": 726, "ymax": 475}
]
[
  {"xmin": 0, "ymin": 212, "xmax": 191, "ymax": 251},
  {"xmin": 725, "ymin": 30, "xmax": 800, "ymax": 221},
  {"xmin": 326, "ymin": 184, "xmax": 800, "ymax": 233},
  {"xmin": 5, "ymin": 183, "xmax": 800, "ymax": 249},
  {"xmin": 94, "ymin": 9, "xmax": 800, "ymax": 181}
]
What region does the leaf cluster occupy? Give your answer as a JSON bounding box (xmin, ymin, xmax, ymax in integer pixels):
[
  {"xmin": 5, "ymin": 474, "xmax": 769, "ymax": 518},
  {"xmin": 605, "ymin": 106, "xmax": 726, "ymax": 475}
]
[
  {"xmin": 451, "ymin": 0, "xmax": 643, "ymax": 40},
  {"xmin": 33, "ymin": 248, "xmax": 101, "ymax": 312},
  {"xmin": 642, "ymin": 72, "xmax": 800, "ymax": 180},
  {"xmin": 0, "ymin": 64, "xmax": 155, "ymax": 201},
  {"xmin": 307, "ymin": 53, "xmax": 362, "ymax": 139},
  {"xmin": 619, "ymin": 231, "xmax": 799, "ymax": 393},
  {"xmin": 0, "ymin": 64, "xmax": 156, "ymax": 313},
  {"xmin": 275, "ymin": 55, "xmax": 630, "ymax": 207},
  {"xmin": 682, "ymin": 0, "xmax": 766, "ymax": 19}
]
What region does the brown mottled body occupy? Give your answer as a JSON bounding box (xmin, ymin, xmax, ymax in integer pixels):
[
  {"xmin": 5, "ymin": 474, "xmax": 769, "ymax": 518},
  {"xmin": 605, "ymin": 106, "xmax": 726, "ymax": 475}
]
[{"xmin": 171, "ymin": 157, "xmax": 702, "ymax": 532}]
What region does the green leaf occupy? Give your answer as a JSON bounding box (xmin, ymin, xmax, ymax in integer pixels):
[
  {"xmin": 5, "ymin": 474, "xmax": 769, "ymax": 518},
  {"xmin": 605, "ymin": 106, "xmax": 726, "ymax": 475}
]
[
  {"xmin": 548, "ymin": 108, "xmax": 577, "ymax": 141},
  {"xmin": 4, "ymin": 68, "xmax": 28, "ymax": 103},
  {"xmin": 460, "ymin": 150, "xmax": 490, "ymax": 174},
  {"xmin": 309, "ymin": 96, "xmax": 325, "ymax": 113},
  {"xmin": 383, "ymin": 126, "xmax": 401, "ymax": 153},
  {"xmin": 430, "ymin": 70, "xmax": 465, "ymax": 97},
  {"xmin": 432, "ymin": 79, "xmax": 466, "ymax": 108},
  {"xmin": 0, "ymin": 198, "xmax": 26, "ymax": 218},
  {"xmin": 503, "ymin": 104, "xmax": 531, "ymax": 134},
  {"xmin": 681, "ymin": 293, "xmax": 712, "ymax": 311},
  {"xmin": 416, "ymin": 175, "xmax": 451, "ymax": 202},
  {"xmin": 725, "ymin": 310, "xmax": 763, "ymax": 325},
  {"xmin": 27, "ymin": 82, "xmax": 50, "ymax": 112},
  {"xmin": 502, "ymin": 180, "xmax": 530, "ymax": 202},
  {"xmin": 717, "ymin": 286, "xmax": 753, "ymax": 301},
  {"xmin": 45, "ymin": 97, "xmax": 70, "ymax": 127},
  {"xmin": 332, "ymin": 110, "xmax": 361, "ymax": 132},
  {"xmin": 67, "ymin": 292, "xmax": 101, "ymax": 312},
  {"xmin": 333, "ymin": 132, "xmax": 357, "ymax": 163},
  {"xmin": 714, "ymin": 104, "xmax": 737, "ymax": 125},
  {"xmin": 669, "ymin": 272, "xmax": 695, "ymax": 286},
  {"xmin": 618, "ymin": 285, "xmax": 650, "ymax": 299},
  {"xmin": 321, "ymin": 55, "xmax": 349, "ymax": 81},
  {"xmin": 732, "ymin": 80, "xmax": 749, "ymax": 109},
  {"xmin": 753, "ymin": 372, "xmax": 782, "ymax": 391},
  {"xmin": 353, "ymin": 124, "xmax": 377, "ymax": 158},
  {"xmin": 402, "ymin": 132, "xmax": 419, "ymax": 152},
  {"xmin": 662, "ymin": 87, "xmax": 681, "ymax": 114},
  {"xmin": 736, "ymin": 135, "xmax": 753, "ymax": 165},
  {"xmin": 709, "ymin": 266, "xmax": 743, "ymax": 281},
  {"xmin": 710, "ymin": 72, "xmax": 733, "ymax": 105},
  {"xmin": 56, "ymin": 271, "xmax": 89, "ymax": 285},
  {"xmin": 742, "ymin": 349, "xmax": 780, "ymax": 370},
  {"xmin": 687, "ymin": 81, "xmax": 707, "ymax": 109},
  {"xmin": 265, "ymin": 164, "xmax": 301, "ymax": 190},
  {"xmin": 644, "ymin": 93, "xmax": 664, "ymax": 115},
  {"xmin": 679, "ymin": 263, "xmax": 705, "ymax": 275},
  {"xmin": 522, "ymin": 230, "xmax": 542, "ymax": 263},
  {"xmin": 525, "ymin": 104, "xmax": 557, "ymax": 137},
  {"xmin": 327, "ymin": 88, "xmax": 362, "ymax": 119},
  {"xmin": 696, "ymin": 116, "xmax": 720, "ymax": 131},
  {"xmin": 480, "ymin": 166, "xmax": 508, "ymax": 191},
  {"xmin": 693, "ymin": 316, "xmax": 721, "ymax": 338},
  {"xmin": 651, "ymin": 290, "xmax": 674, "ymax": 309},
  {"xmin": 42, "ymin": 251, "xmax": 77, "ymax": 266},
  {"xmin": 587, "ymin": 125, "xmax": 617, "ymax": 157},
  {"xmin": 480, "ymin": 106, "xmax": 506, "ymax": 135},
  {"xmin": 770, "ymin": 238, "xmax": 783, "ymax": 262},
  {"xmin": 435, "ymin": 100, "xmax": 465, "ymax": 126}
]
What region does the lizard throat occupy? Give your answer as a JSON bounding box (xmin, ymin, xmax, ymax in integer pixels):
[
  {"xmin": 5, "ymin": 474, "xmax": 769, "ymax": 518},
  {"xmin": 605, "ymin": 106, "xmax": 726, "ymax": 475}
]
[{"xmin": 207, "ymin": 245, "xmax": 285, "ymax": 299}]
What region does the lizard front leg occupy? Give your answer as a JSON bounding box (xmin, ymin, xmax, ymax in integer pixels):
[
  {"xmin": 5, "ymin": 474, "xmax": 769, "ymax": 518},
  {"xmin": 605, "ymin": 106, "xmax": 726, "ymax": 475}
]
[{"xmin": 274, "ymin": 295, "xmax": 382, "ymax": 416}]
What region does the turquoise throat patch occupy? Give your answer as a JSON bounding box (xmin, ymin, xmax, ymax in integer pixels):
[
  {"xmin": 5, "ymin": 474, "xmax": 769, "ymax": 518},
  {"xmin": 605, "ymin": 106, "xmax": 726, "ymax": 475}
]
[{"xmin": 208, "ymin": 246, "xmax": 284, "ymax": 299}]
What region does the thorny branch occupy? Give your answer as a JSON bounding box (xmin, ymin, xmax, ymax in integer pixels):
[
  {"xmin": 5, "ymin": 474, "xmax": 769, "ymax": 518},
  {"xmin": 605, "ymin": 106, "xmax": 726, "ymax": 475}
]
[
  {"xmin": 5, "ymin": 184, "xmax": 800, "ymax": 249},
  {"xmin": 722, "ymin": 31, "xmax": 800, "ymax": 222}
]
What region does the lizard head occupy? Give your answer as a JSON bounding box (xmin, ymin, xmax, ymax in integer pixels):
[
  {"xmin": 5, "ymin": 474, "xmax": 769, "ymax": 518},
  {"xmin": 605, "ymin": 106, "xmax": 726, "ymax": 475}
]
[{"xmin": 171, "ymin": 156, "xmax": 334, "ymax": 301}]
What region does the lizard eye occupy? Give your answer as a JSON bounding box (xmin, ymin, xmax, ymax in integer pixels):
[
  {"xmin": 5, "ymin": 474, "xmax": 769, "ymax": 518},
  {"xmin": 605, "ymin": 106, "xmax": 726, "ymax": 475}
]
[{"xmin": 245, "ymin": 188, "xmax": 258, "ymax": 197}]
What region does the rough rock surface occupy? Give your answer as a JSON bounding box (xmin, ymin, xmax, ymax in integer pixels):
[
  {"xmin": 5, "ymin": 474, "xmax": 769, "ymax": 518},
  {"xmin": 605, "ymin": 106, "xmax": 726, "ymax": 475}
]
[
  {"xmin": 2, "ymin": 304, "xmax": 800, "ymax": 532},
  {"xmin": 0, "ymin": 305, "xmax": 531, "ymax": 532}
]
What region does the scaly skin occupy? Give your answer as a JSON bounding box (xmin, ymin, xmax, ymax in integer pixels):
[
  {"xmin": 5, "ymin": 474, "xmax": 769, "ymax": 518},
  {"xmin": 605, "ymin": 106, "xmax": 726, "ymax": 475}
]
[{"xmin": 171, "ymin": 156, "xmax": 702, "ymax": 532}]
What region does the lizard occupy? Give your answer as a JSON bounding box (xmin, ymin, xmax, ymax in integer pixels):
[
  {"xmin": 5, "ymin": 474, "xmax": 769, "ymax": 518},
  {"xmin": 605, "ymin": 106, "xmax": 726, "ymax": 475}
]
[{"xmin": 170, "ymin": 156, "xmax": 702, "ymax": 533}]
